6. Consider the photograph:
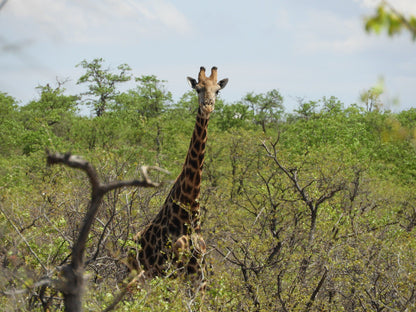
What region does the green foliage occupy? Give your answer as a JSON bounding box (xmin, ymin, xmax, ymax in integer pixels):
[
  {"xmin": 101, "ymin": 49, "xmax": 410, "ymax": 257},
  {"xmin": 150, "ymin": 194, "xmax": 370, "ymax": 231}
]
[
  {"xmin": 115, "ymin": 75, "xmax": 172, "ymax": 119},
  {"xmin": 2, "ymin": 59, "xmax": 416, "ymax": 311},
  {"xmin": 243, "ymin": 89, "xmax": 284, "ymax": 132},
  {"xmin": 173, "ymin": 90, "xmax": 198, "ymax": 117},
  {"xmin": 293, "ymin": 98, "xmax": 318, "ymax": 119},
  {"xmin": 0, "ymin": 92, "xmax": 24, "ymax": 156},
  {"xmin": 365, "ymin": 2, "xmax": 416, "ymax": 40},
  {"xmin": 18, "ymin": 84, "xmax": 79, "ymax": 154},
  {"xmin": 214, "ymin": 101, "xmax": 253, "ymax": 131},
  {"xmin": 359, "ymin": 78, "xmax": 386, "ymax": 112},
  {"xmin": 77, "ymin": 58, "xmax": 132, "ymax": 116}
]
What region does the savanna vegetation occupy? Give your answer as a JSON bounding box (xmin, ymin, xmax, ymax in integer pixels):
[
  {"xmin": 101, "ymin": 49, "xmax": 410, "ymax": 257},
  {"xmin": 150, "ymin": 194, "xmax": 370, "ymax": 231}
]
[{"xmin": 1, "ymin": 56, "xmax": 416, "ymax": 311}]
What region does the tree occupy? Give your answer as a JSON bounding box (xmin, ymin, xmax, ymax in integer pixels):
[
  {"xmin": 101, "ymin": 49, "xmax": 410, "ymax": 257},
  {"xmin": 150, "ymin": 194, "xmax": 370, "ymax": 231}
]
[
  {"xmin": 22, "ymin": 82, "xmax": 78, "ymax": 125},
  {"xmin": 77, "ymin": 58, "xmax": 132, "ymax": 117},
  {"xmin": 115, "ymin": 75, "xmax": 172, "ymax": 119},
  {"xmin": 365, "ymin": 1, "xmax": 416, "ymax": 40},
  {"xmin": 0, "ymin": 92, "xmax": 23, "ymax": 156},
  {"xmin": 173, "ymin": 90, "xmax": 198, "ymax": 117},
  {"xmin": 18, "ymin": 82, "xmax": 78, "ymax": 154},
  {"xmin": 293, "ymin": 98, "xmax": 318, "ymax": 119},
  {"xmin": 321, "ymin": 96, "xmax": 344, "ymax": 115},
  {"xmin": 359, "ymin": 81, "xmax": 384, "ymax": 112},
  {"xmin": 214, "ymin": 101, "xmax": 252, "ymax": 131},
  {"xmin": 243, "ymin": 89, "xmax": 284, "ymax": 132}
]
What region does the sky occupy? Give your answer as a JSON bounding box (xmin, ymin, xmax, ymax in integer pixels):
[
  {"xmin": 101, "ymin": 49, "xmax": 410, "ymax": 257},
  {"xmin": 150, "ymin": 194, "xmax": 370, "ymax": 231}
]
[{"xmin": 0, "ymin": 0, "xmax": 415, "ymax": 113}]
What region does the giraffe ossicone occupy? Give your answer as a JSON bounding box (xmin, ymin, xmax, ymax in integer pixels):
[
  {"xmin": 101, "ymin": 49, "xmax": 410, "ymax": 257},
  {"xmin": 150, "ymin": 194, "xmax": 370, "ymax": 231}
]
[{"xmin": 128, "ymin": 66, "xmax": 228, "ymax": 293}]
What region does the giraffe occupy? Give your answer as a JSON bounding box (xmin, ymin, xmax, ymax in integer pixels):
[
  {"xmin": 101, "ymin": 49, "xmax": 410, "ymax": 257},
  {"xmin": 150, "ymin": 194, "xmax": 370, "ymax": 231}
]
[{"xmin": 129, "ymin": 66, "xmax": 228, "ymax": 291}]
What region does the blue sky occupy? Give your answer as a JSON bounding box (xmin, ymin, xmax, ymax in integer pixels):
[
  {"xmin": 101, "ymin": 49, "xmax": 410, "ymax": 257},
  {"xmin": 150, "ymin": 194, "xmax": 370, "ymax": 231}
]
[{"xmin": 1, "ymin": 0, "xmax": 415, "ymax": 112}]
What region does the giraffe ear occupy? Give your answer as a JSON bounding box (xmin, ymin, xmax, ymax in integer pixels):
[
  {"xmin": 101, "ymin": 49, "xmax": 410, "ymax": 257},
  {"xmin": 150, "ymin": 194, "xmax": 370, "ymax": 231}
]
[
  {"xmin": 218, "ymin": 78, "xmax": 228, "ymax": 90},
  {"xmin": 187, "ymin": 77, "xmax": 198, "ymax": 89}
]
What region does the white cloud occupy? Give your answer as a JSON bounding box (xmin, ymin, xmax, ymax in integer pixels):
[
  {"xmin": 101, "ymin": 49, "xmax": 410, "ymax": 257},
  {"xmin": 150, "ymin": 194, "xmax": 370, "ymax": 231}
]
[
  {"xmin": 275, "ymin": 1, "xmax": 416, "ymax": 57},
  {"xmin": 290, "ymin": 9, "xmax": 372, "ymax": 54},
  {"xmin": 355, "ymin": 0, "xmax": 382, "ymax": 9},
  {"xmin": 273, "ymin": 8, "xmax": 291, "ymax": 30},
  {"xmin": 2, "ymin": 0, "xmax": 193, "ymax": 43},
  {"xmin": 140, "ymin": 0, "xmax": 191, "ymax": 34},
  {"xmin": 354, "ymin": 0, "xmax": 416, "ymax": 15}
]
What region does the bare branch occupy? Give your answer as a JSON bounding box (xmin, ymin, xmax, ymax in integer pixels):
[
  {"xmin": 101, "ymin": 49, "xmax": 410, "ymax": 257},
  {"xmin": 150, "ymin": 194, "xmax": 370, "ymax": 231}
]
[
  {"xmin": 277, "ymin": 272, "xmax": 289, "ymax": 312},
  {"xmin": 0, "ymin": 0, "xmax": 8, "ymax": 10},
  {"xmin": 46, "ymin": 151, "xmax": 168, "ymax": 192},
  {"xmin": 46, "ymin": 151, "xmax": 100, "ymax": 191},
  {"xmin": 45, "ymin": 150, "xmax": 167, "ymax": 312},
  {"xmin": 305, "ymin": 267, "xmax": 328, "ymax": 310},
  {"xmin": 1, "ymin": 277, "xmax": 52, "ymax": 296},
  {"xmin": 0, "ymin": 205, "xmax": 48, "ymax": 273},
  {"xmin": 261, "ymin": 141, "xmax": 313, "ymax": 209}
]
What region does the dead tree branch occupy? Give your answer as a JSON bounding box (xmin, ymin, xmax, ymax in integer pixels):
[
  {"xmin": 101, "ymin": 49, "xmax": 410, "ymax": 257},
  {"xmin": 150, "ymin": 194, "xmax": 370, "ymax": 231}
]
[
  {"xmin": 0, "ymin": 0, "xmax": 8, "ymax": 10},
  {"xmin": 45, "ymin": 151, "xmax": 167, "ymax": 312}
]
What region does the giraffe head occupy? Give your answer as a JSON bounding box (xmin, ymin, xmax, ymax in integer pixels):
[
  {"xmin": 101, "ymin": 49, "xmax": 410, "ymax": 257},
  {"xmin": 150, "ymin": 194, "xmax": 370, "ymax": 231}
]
[{"xmin": 187, "ymin": 66, "xmax": 228, "ymax": 117}]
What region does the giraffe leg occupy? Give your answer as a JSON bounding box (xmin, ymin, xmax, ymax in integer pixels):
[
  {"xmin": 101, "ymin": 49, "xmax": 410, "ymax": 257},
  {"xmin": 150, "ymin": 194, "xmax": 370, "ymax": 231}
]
[{"xmin": 173, "ymin": 234, "xmax": 207, "ymax": 303}]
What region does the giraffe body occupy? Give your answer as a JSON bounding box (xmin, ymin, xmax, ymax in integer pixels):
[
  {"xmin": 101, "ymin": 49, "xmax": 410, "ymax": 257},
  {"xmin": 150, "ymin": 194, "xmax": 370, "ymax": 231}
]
[{"xmin": 129, "ymin": 67, "xmax": 228, "ymax": 287}]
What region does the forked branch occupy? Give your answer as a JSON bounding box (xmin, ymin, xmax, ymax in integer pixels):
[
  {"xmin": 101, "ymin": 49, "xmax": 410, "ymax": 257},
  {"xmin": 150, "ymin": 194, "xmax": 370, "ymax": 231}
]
[{"xmin": 45, "ymin": 151, "xmax": 168, "ymax": 312}]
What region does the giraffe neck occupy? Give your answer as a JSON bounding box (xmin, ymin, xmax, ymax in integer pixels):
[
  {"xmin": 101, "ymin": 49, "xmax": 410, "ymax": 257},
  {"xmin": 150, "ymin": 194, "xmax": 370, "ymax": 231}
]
[{"xmin": 171, "ymin": 107, "xmax": 209, "ymax": 207}]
